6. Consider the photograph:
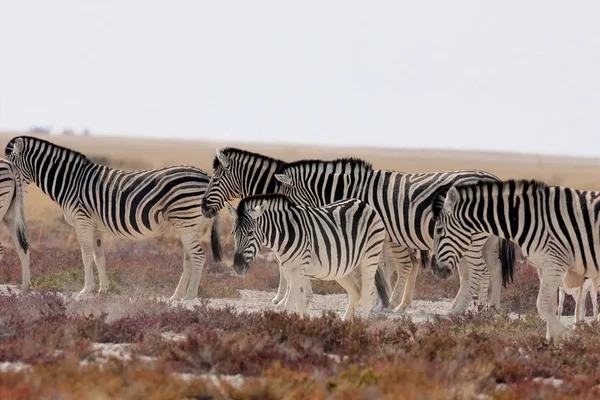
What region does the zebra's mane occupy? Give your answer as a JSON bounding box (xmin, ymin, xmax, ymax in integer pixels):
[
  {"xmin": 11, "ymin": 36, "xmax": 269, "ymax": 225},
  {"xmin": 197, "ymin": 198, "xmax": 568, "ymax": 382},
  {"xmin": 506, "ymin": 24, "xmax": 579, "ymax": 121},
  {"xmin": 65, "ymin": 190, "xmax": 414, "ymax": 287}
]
[
  {"xmin": 430, "ymin": 178, "xmax": 549, "ymax": 219},
  {"xmin": 237, "ymin": 193, "xmax": 297, "ymax": 218},
  {"xmin": 213, "ymin": 147, "xmax": 286, "ymax": 170},
  {"xmin": 8, "ymin": 136, "xmax": 91, "ymax": 165},
  {"xmin": 276, "ymin": 157, "xmax": 373, "ymax": 175}
]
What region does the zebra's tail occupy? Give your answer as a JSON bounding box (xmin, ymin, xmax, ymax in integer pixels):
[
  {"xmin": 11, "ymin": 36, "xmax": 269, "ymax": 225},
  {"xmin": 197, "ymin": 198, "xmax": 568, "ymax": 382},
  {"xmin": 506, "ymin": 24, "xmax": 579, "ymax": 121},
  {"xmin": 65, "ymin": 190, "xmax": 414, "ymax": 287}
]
[
  {"xmin": 11, "ymin": 169, "xmax": 30, "ymax": 254},
  {"xmin": 419, "ymin": 250, "xmax": 430, "ymax": 269},
  {"xmin": 210, "ymin": 214, "xmax": 223, "ymax": 263},
  {"xmin": 498, "ymin": 239, "xmax": 516, "ymax": 288},
  {"xmin": 374, "ymin": 265, "xmax": 391, "ymax": 310}
]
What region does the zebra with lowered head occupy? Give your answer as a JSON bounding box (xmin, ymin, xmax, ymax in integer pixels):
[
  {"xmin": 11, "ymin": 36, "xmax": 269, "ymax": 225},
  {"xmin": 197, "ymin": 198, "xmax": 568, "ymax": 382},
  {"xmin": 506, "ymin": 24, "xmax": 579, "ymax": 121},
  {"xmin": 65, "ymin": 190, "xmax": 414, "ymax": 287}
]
[
  {"xmin": 200, "ymin": 147, "xmax": 393, "ymax": 311},
  {"xmin": 431, "ymin": 179, "xmax": 600, "ymax": 340},
  {"xmin": 0, "ymin": 159, "xmax": 30, "ymax": 293},
  {"xmin": 4, "ymin": 136, "xmax": 222, "ymax": 300},
  {"xmin": 275, "ymin": 158, "xmax": 518, "ymax": 314},
  {"xmin": 225, "ymin": 193, "xmax": 388, "ymax": 319}
]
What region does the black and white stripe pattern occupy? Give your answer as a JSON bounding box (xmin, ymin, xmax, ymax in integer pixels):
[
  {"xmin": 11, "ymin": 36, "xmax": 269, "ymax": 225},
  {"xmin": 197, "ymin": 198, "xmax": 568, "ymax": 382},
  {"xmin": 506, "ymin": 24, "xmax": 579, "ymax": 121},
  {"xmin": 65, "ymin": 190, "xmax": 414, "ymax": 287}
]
[
  {"xmin": 201, "ymin": 148, "xmax": 394, "ymax": 311},
  {"xmin": 4, "ymin": 136, "xmax": 222, "ymax": 300},
  {"xmin": 200, "ymin": 148, "xmax": 309, "ymax": 306},
  {"xmin": 226, "ymin": 194, "xmax": 387, "ymax": 319},
  {"xmin": 275, "ymin": 158, "xmax": 517, "ymax": 314},
  {"xmin": 431, "ymin": 179, "xmax": 600, "ymax": 340},
  {"xmin": 0, "ymin": 159, "xmax": 30, "ymax": 292}
]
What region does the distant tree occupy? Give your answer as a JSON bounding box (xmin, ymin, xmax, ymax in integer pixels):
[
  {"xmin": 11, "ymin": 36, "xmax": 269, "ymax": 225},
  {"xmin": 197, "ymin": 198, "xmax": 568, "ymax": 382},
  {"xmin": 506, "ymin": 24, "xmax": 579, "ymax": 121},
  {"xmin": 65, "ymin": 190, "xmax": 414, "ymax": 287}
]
[{"xmin": 29, "ymin": 126, "xmax": 51, "ymax": 134}]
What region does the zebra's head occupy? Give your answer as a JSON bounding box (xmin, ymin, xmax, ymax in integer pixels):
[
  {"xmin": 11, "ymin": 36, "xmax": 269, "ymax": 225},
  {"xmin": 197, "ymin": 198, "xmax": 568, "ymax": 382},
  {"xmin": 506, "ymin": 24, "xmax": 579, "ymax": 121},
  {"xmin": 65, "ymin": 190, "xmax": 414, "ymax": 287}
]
[
  {"xmin": 275, "ymin": 172, "xmax": 350, "ymax": 208},
  {"xmin": 225, "ymin": 201, "xmax": 266, "ymax": 276},
  {"xmin": 431, "ymin": 186, "xmax": 474, "ymax": 279},
  {"xmin": 202, "ymin": 149, "xmax": 243, "ymax": 218},
  {"xmin": 4, "ymin": 137, "xmax": 35, "ymax": 183}
]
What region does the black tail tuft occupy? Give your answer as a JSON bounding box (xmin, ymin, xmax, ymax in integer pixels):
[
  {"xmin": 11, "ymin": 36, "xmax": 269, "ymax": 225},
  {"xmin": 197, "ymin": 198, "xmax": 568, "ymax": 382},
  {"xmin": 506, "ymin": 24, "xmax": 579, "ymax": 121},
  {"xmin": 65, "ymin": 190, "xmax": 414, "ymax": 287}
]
[
  {"xmin": 210, "ymin": 214, "xmax": 223, "ymax": 263},
  {"xmin": 375, "ymin": 267, "xmax": 391, "ymax": 310},
  {"xmin": 419, "ymin": 250, "xmax": 430, "ymax": 269},
  {"xmin": 498, "ymin": 239, "xmax": 516, "ymax": 288}
]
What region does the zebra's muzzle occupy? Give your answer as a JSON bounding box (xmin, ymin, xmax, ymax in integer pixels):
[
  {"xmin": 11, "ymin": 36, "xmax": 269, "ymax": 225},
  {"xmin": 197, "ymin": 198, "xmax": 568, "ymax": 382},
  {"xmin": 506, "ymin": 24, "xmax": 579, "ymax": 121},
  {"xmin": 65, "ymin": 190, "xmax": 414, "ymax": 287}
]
[
  {"xmin": 232, "ymin": 253, "xmax": 250, "ymax": 276},
  {"xmin": 430, "ymin": 254, "xmax": 454, "ymax": 280}
]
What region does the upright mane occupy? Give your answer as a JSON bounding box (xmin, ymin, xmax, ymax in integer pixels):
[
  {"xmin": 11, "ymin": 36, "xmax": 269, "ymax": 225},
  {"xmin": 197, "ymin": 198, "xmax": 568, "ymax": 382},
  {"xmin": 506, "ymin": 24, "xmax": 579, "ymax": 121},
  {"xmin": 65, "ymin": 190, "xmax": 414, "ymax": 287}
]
[
  {"xmin": 430, "ymin": 178, "xmax": 550, "ymax": 219},
  {"xmin": 237, "ymin": 193, "xmax": 297, "ymax": 218},
  {"xmin": 276, "ymin": 157, "xmax": 373, "ymax": 175},
  {"xmin": 213, "ymin": 147, "xmax": 286, "ymax": 170},
  {"xmin": 6, "ymin": 136, "xmax": 91, "ymax": 165}
]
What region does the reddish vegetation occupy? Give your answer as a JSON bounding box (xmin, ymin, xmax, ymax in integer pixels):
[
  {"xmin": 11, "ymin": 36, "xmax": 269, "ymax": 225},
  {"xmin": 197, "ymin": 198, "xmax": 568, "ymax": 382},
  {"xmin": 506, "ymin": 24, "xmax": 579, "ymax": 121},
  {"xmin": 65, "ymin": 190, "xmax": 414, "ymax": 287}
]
[{"xmin": 0, "ymin": 223, "xmax": 595, "ymax": 398}]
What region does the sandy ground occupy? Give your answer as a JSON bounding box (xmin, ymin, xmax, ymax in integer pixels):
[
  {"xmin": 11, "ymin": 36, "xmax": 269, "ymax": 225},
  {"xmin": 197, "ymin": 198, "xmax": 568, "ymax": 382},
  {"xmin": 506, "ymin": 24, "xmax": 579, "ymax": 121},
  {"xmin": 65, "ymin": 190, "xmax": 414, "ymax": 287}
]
[{"xmin": 0, "ymin": 284, "xmax": 587, "ymax": 328}]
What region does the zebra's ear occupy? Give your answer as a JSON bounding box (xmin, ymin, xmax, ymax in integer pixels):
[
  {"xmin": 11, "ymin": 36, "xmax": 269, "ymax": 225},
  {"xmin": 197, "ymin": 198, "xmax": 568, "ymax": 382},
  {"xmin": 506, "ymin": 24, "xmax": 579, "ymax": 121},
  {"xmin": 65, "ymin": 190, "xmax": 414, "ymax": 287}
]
[
  {"xmin": 444, "ymin": 187, "xmax": 460, "ymax": 213},
  {"xmin": 216, "ymin": 149, "xmax": 230, "ymax": 169},
  {"xmin": 11, "ymin": 138, "xmax": 24, "ymax": 155},
  {"xmin": 248, "ymin": 201, "xmax": 267, "ymax": 219},
  {"xmin": 275, "ymin": 174, "xmax": 293, "ymax": 187},
  {"xmin": 225, "ymin": 202, "xmax": 237, "ymax": 218}
]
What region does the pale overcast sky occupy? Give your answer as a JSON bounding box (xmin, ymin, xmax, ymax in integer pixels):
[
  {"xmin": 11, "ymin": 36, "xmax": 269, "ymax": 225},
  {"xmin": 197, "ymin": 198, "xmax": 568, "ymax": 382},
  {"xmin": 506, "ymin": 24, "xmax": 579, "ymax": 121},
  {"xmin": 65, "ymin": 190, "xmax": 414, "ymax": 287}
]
[{"xmin": 0, "ymin": 1, "xmax": 598, "ymax": 156}]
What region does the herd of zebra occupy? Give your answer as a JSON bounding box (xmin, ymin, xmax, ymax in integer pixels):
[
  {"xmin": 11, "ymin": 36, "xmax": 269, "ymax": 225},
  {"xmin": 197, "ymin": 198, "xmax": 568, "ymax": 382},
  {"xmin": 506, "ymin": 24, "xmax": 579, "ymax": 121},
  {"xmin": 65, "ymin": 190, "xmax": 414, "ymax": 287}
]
[{"xmin": 1, "ymin": 135, "xmax": 600, "ymax": 341}]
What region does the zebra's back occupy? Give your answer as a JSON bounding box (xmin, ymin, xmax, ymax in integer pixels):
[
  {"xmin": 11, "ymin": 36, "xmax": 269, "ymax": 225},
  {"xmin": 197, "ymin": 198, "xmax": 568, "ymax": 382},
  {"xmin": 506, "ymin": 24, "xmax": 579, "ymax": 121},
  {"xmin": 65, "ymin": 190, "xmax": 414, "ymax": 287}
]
[{"xmin": 80, "ymin": 165, "xmax": 211, "ymax": 238}]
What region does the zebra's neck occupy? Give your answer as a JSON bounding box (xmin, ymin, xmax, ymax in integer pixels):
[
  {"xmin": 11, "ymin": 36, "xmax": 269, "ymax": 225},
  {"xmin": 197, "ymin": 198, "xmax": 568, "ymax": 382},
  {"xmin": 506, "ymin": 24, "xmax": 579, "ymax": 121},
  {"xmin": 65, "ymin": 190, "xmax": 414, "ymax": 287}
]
[
  {"xmin": 31, "ymin": 149, "xmax": 96, "ymax": 207},
  {"xmin": 455, "ymin": 181, "xmax": 543, "ymax": 245},
  {"xmin": 238, "ymin": 157, "xmax": 286, "ymax": 198},
  {"xmin": 257, "ymin": 207, "xmax": 307, "ymax": 255}
]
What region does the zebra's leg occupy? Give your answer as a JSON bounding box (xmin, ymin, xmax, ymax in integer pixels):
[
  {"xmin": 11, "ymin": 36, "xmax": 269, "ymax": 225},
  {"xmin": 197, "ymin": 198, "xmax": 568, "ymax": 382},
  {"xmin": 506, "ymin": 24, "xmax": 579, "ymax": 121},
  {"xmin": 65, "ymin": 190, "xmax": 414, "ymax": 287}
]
[
  {"xmin": 303, "ymin": 277, "xmax": 314, "ymax": 307},
  {"xmin": 394, "ymin": 249, "xmax": 421, "ymax": 313},
  {"xmin": 483, "ymin": 236, "xmax": 502, "ymax": 309},
  {"xmin": 557, "ymin": 287, "xmax": 565, "ymax": 318},
  {"xmin": 92, "ymin": 230, "xmax": 109, "ymax": 295},
  {"xmin": 448, "ymin": 258, "xmax": 470, "ymax": 313},
  {"xmin": 275, "ymin": 266, "xmax": 293, "ymax": 311},
  {"xmin": 386, "ymin": 243, "xmax": 413, "ymax": 309},
  {"xmin": 74, "ymin": 224, "xmax": 97, "ymax": 299},
  {"xmin": 336, "ymin": 275, "xmax": 361, "ymax": 320},
  {"xmin": 476, "ymin": 266, "xmax": 491, "ymax": 307},
  {"xmin": 170, "ymin": 247, "xmax": 192, "ymax": 301},
  {"xmin": 591, "ymin": 279, "xmax": 599, "ymax": 321},
  {"xmin": 448, "ymin": 235, "xmax": 488, "ymax": 315},
  {"xmin": 282, "ymin": 267, "xmax": 306, "ymax": 316},
  {"xmin": 538, "ymin": 264, "xmax": 570, "ymax": 341},
  {"xmin": 180, "ymin": 233, "xmax": 207, "ymax": 301},
  {"xmin": 358, "ymin": 257, "xmax": 379, "ymax": 316},
  {"xmin": 574, "ymin": 286, "xmax": 583, "ymax": 324},
  {"xmin": 3, "ymin": 221, "xmax": 31, "ymax": 294},
  {"xmin": 272, "ymin": 258, "xmax": 287, "ymax": 305}
]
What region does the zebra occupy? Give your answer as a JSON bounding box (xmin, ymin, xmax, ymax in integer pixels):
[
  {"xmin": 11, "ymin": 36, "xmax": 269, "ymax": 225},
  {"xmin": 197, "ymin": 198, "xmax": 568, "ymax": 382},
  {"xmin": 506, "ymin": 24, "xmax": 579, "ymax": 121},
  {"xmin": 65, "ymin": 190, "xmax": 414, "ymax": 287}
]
[
  {"xmin": 275, "ymin": 158, "xmax": 518, "ymax": 314},
  {"xmin": 225, "ymin": 193, "xmax": 388, "ymax": 319},
  {"xmin": 200, "ymin": 147, "xmax": 395, "ymax": 310},
  {"xmin": 0, "ymin": 159, "xmax": 30, "ymax": 293},
  {"xmin": 4, "ymin": 136, "xmax": 222, "ymax": 300},
  {"xmin": 430, "ymin": 179, "xmax": 600, "ymax": 340}
]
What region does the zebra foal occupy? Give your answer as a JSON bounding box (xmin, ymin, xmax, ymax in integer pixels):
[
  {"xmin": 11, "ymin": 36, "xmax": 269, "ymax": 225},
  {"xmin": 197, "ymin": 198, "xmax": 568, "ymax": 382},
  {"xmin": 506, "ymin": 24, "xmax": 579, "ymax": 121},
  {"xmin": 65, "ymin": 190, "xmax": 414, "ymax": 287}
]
[
  {"xmin": 0, "ymin": 159, "xmax": 30, "ymax": 292},
  {"xmin": 431, "ymin": 179, "xmax": 600, "ymax": 340},
  {"xmin": 225, "ymin": 194, "xmax": 388, "ymax": 319},
  {"xmin": 5, "ymin": 136, "xmax": 222, "ymax": 300}
]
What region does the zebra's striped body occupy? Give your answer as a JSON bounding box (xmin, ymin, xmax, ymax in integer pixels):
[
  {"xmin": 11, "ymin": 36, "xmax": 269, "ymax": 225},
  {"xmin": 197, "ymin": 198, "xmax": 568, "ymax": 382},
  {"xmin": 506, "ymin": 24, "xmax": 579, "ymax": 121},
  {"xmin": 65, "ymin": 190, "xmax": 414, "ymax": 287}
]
[
  {"xmin": 0, "ymin": 159, "xmax": 30, "ymax": 292},
  {"xmin": 201, "ymin": 148, "xmax": 391, "ymax": 310},
  {"xmin": 431, "ymin": 179, "xmax": 600, "ymax": 340},
  {"xmin": 5, "ymin": 136, "xmax": 222, "ymax": 300},
  {"xmin": 275, "ymin": 158, "xmax": 517, "ymax": 314},
  {"xmin": 226, "ymin": 194, "xmax": 387, "ymax": 319}
]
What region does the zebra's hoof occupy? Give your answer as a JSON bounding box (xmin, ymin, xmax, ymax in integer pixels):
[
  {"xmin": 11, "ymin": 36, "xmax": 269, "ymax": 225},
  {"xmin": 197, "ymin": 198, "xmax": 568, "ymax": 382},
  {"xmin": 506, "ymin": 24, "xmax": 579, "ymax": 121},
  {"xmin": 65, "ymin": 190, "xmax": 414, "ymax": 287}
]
[
  {"xmin": 394, "ymin": 304, "xmax": 410, "ymax": 314},
  {"xmin": 272, "ymin": 295, "xmax": 284, "ymax": 305}
]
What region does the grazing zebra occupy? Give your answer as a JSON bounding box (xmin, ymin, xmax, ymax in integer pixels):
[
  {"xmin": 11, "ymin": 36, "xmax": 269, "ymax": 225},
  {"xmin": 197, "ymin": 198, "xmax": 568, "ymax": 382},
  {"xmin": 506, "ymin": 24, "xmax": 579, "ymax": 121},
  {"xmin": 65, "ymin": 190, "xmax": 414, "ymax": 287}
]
[
  {"xmin": 200, "ymin": 148, "xmax": 393, "ymax": 310},
  {"xmin": 275, "ymin": 158, "xmax": 517, "ymax": 314},
  {"xmin": 0, "ymin": 159, "xmax": 30, "ymax": 292},
  {"xmin": 225, "ymin": 194, "xmax": 388, "ymax": 319},
  {"xmin": 431, "ymin": 179, "xmax": 600, "ymax": 340},
  {"xmin": 4, "ymin": 136, "xmax": 222, "ymax": 300}
]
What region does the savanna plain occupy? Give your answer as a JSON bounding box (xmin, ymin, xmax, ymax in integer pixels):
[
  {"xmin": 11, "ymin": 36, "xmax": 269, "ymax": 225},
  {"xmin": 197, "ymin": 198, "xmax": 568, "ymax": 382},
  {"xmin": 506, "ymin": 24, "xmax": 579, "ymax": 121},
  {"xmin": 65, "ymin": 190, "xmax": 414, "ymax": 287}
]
[{"xmin": 1, "ymin": 132, "xmax": 600, "ymax": 399}]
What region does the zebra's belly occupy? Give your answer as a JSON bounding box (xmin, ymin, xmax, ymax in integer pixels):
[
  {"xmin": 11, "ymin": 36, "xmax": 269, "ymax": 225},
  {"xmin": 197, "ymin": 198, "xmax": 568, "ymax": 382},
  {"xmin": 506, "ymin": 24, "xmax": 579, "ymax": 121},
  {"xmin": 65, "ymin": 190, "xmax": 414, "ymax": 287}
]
[
  {"xmin": 304, "ymin": 256, "xmax": 361, "ymax": 280},
  {"xmin": 93, "ymin": 217, "xmax": 171, "ymax": 240}
]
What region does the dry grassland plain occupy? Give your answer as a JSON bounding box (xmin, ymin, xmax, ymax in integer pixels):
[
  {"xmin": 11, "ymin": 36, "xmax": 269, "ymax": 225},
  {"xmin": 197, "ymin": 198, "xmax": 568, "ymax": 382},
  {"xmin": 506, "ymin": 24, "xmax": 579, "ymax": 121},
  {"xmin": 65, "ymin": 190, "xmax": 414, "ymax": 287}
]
[{"xmin": 1, "ymin": 131, "xmax": 600, "ymax": 399}]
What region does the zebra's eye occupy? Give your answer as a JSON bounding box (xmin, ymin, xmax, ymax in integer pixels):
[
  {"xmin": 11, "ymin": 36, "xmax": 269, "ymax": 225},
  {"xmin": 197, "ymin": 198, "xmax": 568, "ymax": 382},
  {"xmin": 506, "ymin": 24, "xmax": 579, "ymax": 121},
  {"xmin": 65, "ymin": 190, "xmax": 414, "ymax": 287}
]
[{"xmin": 435, "ymin": 226, "xmax": 444, "ymax": 236}]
